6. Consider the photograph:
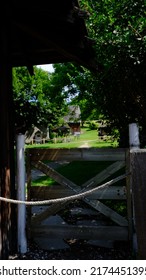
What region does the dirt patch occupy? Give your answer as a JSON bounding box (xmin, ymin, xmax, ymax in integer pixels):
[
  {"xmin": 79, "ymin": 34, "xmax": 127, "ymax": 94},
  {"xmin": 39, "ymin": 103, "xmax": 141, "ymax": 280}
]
[{"xmin": 79, "ymin": 142, "xmax": 90, "ymax": 148}]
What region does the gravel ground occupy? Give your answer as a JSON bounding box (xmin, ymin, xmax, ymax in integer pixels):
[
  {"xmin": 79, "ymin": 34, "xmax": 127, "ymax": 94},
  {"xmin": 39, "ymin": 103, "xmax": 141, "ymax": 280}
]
[
  {"xmin": 9, "ymin": 240, "xmax": 132, "ymax": 260},
  {"xmin": 9, "ymin": 202, "xmax": 133, "ymax": 260}
]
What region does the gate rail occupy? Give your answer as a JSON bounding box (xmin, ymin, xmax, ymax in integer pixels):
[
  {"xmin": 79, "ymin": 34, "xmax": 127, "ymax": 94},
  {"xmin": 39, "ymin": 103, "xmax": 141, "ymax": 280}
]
[{"xmin": 26, "ymin": 148, "xmax": 132, "ymax": 243}]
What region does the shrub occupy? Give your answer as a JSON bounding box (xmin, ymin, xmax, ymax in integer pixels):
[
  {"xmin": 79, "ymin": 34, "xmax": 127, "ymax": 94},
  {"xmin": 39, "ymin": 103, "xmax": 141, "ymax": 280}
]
[{"xmin": 88, "ymin": 122, "xmax": 98, "ymax": 130}]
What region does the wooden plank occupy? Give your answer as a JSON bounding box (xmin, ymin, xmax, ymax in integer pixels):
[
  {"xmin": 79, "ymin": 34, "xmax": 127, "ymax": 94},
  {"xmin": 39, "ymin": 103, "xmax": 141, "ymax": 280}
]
[
  {"xmin": 82, "ymin": 148, "xmax": 126, "ymax": 161},
  {"xmin": 84, "ymin": 198, "xmax": 128, "ymax": 226},
  {"xmin": 87, "ymin": 186, "xmax": 126, "ymax": 200},
  {"xmin": 32, "ymin": 160, "xmax": 78, "ymax": 189},
  {"xmin": 130, "ymin": 149, "xmax": 146, "ymax": 259},
  {"xmin": 31, "ymin": 202, "xmax": 68, "ymax": 226},
  {"xmin": 82, "ymin": 161, "xmax": 125, "ymax": 189},
  {"xmin": 31, "ymin": 161, "xmax": 83, "ymax": 224},
  {"xmin": 31, "ymin": 161, "xmax": 128, "ymax": 226},
  {"xmin": 31, "ymin": 206, "xmax": 64, "ymax": 226},
  {"xmin": 125, "ymin": 149, "xmax": 133, "ymax": 242},
  {"xmin": 26, "ymin": 150, "xmax": 32, "ymax": 230},
  {"xmin": 30, "ymin": 160, "xmax": 126, "ymax": 202},
  {"xmin": 81, "ymin": 161, "xmax": 127, "ymax": 226},
  {"xmin": 28, "ymin": 148, "xmax": 126, "ymax": 162},
  {"xmin": 32, "ymin": 197, "xmax": 128, "ymax": 226},
  {"xmin": 30, "ymin": 185, "xmax": 126, "ymax": 200},
  {"xmin": 31, "ymin": 225, "xmax": 128, "ymax": 241}
]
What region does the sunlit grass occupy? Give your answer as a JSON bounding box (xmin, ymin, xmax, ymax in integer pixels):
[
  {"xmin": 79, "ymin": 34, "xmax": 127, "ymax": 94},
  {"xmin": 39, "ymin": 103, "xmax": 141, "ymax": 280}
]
[
  {"xmin": 31, "ymin": 176, "xmax": 55, "ymax": 186},
  {"xmin": 31, "ymin": 161, "xmax": 115, "ymax": 186},
  {"xmin": 25, "ymin": 127, "xmax": 118, "ymax": 149}
]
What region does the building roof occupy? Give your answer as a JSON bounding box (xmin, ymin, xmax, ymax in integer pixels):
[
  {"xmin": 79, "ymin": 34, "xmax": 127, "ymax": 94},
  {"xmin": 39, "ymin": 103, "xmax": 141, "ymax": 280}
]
[
  {"xmin": 11, "ymin": 0, "xmax": 98, "ymax": 72},
  {"xmin": 64, "ymin": 105, "xmax": 81, "ymax": 123}
]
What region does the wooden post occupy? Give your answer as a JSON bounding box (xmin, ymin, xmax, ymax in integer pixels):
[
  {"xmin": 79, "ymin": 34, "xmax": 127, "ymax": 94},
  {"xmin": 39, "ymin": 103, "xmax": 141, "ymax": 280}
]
[
  {"xmin": 125, "ymin": 150, "xmax": 133, "ymax": 244},
  {"xmin": 16, "ymin": 134, "xmax": 27, "ymax": 253},
  {"xmin": 0, "ymin": 3, "xmax": 17, "ymax": 259},
  {"xmin": 47, "ymin": 126, "xmax": 50, "ymax": 139},
  {"xmin": 129, "ymin": 123, "xmax": 140, "ymax": 149},
  {"xmin": 129, "ymin": 123, "xmax": 140, "ymax": 255},
  {"xmin": 130, "ymin": 150, "xmax": 146, "ymax": 259},
  {"xmin": 26, "ymin": 149, "xmax": 32, "ymax": 237}
]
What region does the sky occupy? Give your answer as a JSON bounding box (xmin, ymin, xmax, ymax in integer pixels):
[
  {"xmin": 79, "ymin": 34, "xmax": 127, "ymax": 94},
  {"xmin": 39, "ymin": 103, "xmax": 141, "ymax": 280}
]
[{"xmin": 37, "ymin": 64, "xmax": 54, "ymax": 73}]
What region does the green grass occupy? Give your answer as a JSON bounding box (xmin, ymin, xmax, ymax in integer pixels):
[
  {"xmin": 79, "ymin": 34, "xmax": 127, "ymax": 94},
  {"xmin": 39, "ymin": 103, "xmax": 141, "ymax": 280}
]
[
  {"xmin": 31, "ymin": 161, "xmax": 125, "ymax": 187},
  {"xmin": 56, "ymin": 161, "xmax": 114, "ymax": 185},
  {"xmin": 26, "ymin": 127, "xmax": 118, "ymax": 149},
  {"xmin": 31, "ymin": 176, "xmax": 55, "ymax": 186}
]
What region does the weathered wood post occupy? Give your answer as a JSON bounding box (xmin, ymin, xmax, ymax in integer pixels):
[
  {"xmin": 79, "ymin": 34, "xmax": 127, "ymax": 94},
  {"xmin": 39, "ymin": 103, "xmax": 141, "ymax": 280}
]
[
  {"xmin": 0, "ymin": 2, "xmax": 17, "ymax": 259},
  {"xmin": 130, "ymin": 149, "xmax": 146, "ymax": 259},
  {"xmin": 16, "ymin": 134, "xmax": 27, "ymax": 253},
  {"xmin": 129, "ymin": 123, "xmax": 140, "ymax": 256},
  {"xmin": 47, "ymin": 126, "xmax": 50, "ymax": 140},
  {"xmin": 128, "ymin": 123, "xmax": 146, "ymax": 259},
  {"xmin": 26, "ymin": 149, "xmax": 32, "ymax": 238}
]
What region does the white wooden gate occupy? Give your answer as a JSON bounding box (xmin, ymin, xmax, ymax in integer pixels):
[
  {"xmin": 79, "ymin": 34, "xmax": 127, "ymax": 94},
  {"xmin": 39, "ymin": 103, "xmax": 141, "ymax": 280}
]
[{"xmin": 26, "ymin": 148, "xmax": 131, "ymax": 242}]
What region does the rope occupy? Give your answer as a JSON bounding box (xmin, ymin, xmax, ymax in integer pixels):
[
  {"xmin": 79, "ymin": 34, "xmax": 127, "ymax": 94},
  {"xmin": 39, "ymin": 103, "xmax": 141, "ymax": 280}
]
[{"xmin": 0, "ymin": 173, "xmax": 129, "ymax": 206}]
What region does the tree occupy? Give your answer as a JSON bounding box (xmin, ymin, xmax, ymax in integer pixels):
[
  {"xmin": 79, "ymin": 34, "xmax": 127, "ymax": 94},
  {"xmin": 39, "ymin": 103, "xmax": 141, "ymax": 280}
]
[
  {"xmin": 50, "ymin": 0, "xmax": 146, "ymax": 147},
  {"xmin": 12, "ymin": 66, "xmax": 67, "ymax": 134},
  {"xmin": 79, "ymin": 0, "xmax": 146, "ymax": 146},
  {"xmin": 51, "ymin": 62, "xmax": 102, "ymax": 123}
]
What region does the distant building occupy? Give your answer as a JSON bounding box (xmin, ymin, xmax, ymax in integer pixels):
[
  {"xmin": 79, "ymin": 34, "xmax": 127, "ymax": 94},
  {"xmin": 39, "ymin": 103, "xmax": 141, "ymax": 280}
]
[
  {"xmin": 25, "ymin": 126, "xmax": 49, "ymax": 144},
  {"xmin": 25, "ymin": 106, "xmax": 82, "ymax": 144},
  {"xmin": 64, "ymin": 105, "xmax": 81, "ymax": 135}
]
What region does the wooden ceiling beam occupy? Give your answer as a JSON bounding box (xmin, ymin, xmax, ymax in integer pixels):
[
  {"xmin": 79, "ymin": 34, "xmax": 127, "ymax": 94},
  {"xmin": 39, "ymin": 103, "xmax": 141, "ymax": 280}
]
[{"xmin": 12, "ymin": 21, "xmax": 97, "ymax": 71}]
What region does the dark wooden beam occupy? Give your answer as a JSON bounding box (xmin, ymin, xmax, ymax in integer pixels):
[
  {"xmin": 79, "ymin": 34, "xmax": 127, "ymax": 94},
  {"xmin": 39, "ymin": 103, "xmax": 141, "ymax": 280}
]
[
  {"xmin": 30, "ymin": 185, "xmax": 126, "ymax": 200},
  {"xmin": 28, "ymin": 148, "xmax": 126, "ymax": 162},
  {"xmin": 0, "ymin": 4, "xmax": 17, "ymax": 259},
  {"xmin": 130, "ymin": 149, "xmax": 146, "ymax": 259},
  {"xmin": 31, "ymin": 225, "xmax": 128, "ymax": 241},
  {"xmin": 12, "ymin": 20, "xmax": 98, "ymax": 72}
]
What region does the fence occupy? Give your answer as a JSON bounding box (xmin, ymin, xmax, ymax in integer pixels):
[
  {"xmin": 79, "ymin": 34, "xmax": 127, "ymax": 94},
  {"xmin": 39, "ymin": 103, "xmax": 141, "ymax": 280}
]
[{"xmin": 26, "ymin": 148, "xmax": 132, "ymax": 244}]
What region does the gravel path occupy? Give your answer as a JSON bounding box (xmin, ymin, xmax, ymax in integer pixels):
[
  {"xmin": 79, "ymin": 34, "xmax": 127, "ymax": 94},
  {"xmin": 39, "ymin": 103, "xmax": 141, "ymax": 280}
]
[
  {"xmin": 9, "ymin": 240, "xmax": 132, "ymax": 260},
  {"xmin": 79, "ymin": 142, "xmax": 90, "ymax": 148}
]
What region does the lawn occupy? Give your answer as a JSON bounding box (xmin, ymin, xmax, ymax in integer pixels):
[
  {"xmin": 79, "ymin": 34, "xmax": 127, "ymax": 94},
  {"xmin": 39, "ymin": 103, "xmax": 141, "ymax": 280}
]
[
  {"xmin": 26, "ymin": 127, "xmax": 118, "ymax": 149},
  {"xmin": 31, "ymin": 161, "xmax": 115, "ymax": 186},
  {"xmin": 29, "ymin": 126, "xmax": 119, "ymax": 187}
]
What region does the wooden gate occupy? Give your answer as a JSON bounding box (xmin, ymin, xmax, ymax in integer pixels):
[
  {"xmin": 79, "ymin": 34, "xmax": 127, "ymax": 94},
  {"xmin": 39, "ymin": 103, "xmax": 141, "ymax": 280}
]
[{"xmin": 26, "ymin": 148, "xmax": 131, "ymax": 242}]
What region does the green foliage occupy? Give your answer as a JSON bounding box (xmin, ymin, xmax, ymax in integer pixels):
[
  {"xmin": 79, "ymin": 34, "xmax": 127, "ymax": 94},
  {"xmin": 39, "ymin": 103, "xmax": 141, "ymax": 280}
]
[
  {"xmin": 104, "ymin": 200, "xmax": 127, "ymax": 216},
  {"xmin": 12, "ymin": 66, "xmax": 67, "ymax": 133},
  {"xmin": 31, "ymin": 175, "xmax": 55, "ymax": 187},
  {"xmin": 79, "ymin": 0, "xmax": 146, "ymax": 147},
  {"xmin": 88, "ymin": 121, "xmax": 98, "ymax": 130},
  {"xmin": 80, "ymin": 0, "xmax": 146, "ymax": 67},
  {"xmin": 12, "ymin": 0, "xmax": 146, "ymax": 147},
  {"xmin": 49, "ymin": 1, "xmax": 146, "ymax": 147}
]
